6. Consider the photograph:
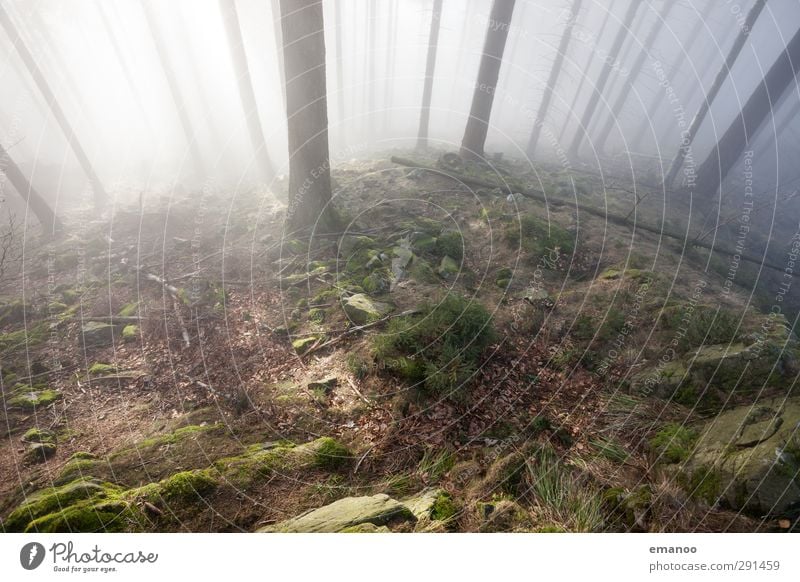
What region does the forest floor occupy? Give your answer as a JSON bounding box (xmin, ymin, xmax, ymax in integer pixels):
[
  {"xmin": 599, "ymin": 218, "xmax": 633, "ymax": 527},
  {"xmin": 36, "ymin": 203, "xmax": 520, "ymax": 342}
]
[{"xmin": 0, "ymin": 150, "xmax": 797, "ymax": 533}]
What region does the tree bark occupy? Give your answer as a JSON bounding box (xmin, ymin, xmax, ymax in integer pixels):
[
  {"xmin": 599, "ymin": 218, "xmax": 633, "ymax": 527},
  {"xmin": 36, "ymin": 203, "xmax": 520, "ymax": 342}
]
[
  {"xmin": 594, "ymin": 0, "xmax": 677, "ymax": 153},
  {"xmin": 526, "ymin": 0, "xmax": 582, "ymax": 158},
  {"xmin": 0, "ymin": 3, "xmax": 107, "ymax": 206},
  {"xmin": 664, "ymin": 0, "xmax": 767, "ymax": 187},
  {"xmin": 270, "ymin": 0, "xmax": 286, "ymax": 109},
  {"xmin": 567, "ymin": 0, "xmax": 640, "ymax": 159},
  {"xmin": 219, "ymin": 0, "xmax": 275, "ymax": 183},
  {"xmin": 631, "ymin": 0, "xmax": 714, "ymax": 150},
  {"xmin": 417, "ymin": 0, "xmax": 444, "ymax": 150},
  {"xmin": 0, "ymin": 143, "xmax": 62, "ymax": 235},
  {"xmin": 460, "ymin": 0, "xmax": 516, "ymax": 161},
  {"xmin": 279, "ymin": 0, "xmax": 333, "ymax": 231},
  {"xmin": 694, "ymin": 25, "xmax": 800, "ymax": 199},
  {"xmin": 140, "ymin": 0, "xmax": 204, "ymax": 174},
  {"xmin": 334, "ymin": 0, "xmax": 346, "ymax": 132},
  {"xmin": 383, "ymin": 0, "xmax": 398, "ymax": 134},
  {"xmin": 558, "ymin": 0, "xmax": 618, "ymax": 144}
]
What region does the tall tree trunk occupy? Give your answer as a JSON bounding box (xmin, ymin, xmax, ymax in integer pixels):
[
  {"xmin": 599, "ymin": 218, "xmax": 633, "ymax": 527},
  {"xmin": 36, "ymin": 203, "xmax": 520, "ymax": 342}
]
[
  {"xmin": 664, "ymin": 0, "xmax": 767, "ymax": 187},
  {"xmin": 526, "ymin": 0, "xmax": 582, "ymax": 158},
  {"xmin": 694, "ymin": 25, "xmax": 800, "ymax": 199},
  {"xmin": 140, "ymin": 0, "xmax": 204, "ymax": 173},
  {"xmin": 383, "ymin": 0, "xmax": 398, "ymax": 134},
  {"xmin": 334, "ymin": 0, "xmax": 346, "ymax": 133},
  {"xmin": 557, "ymin": 0, "xmax": 617, "ymax": 143},
  {"xmin": 594, "ymin": 0, "xmax": 677, "ymax": 153},
  {"xmin": 0, "ymin": 143, "xmax": 62, "ymax": 234},
  {"xmin": 631, "ymin": 0, "xmax": 715, "ymax": 150},
  {"xmin": 417, "ymin": 0, "xmax": 444, "ymax": 150},
  {"xmin": 279, "ymin": 0, "xmax": 333, "ymax": 231},
  {"xmin": 0, "ymin": 4, "xmax": 107, "ymax": 206},
  {"xmin": 460, "ymin": 0, "xmax": 516, "ymax": 161},
  {"xmin": 219, "ymin": 0, "xmax": 275, "ymax": 183},
  {"xmin": 567, "ymin": 0, "xmax": 640, "ymax": 159},
  {"xmin": 367, "ymin": 0, "xmax": 377, "ymax": 144},
  {"xmin": 96, "ymin": 0, "xmax": 153, "ymax": 137},
  {"xmin": 270, "ymin": 0, "xmax": 286, "ymax": 108}
]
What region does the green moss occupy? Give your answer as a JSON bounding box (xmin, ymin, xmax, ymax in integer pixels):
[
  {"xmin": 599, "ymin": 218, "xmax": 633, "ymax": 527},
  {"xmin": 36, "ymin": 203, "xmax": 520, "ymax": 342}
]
[
  {"xmin": 122, "ymin": 325, "xmax": 139, "ymax": 341},
  {"xmin": 682, "ymin": 466, "xmax": 722, "ymax": 505},
  {"xmin": 312, "ymin": 437, "xmax": 352, "ymax": 470},
  {"xmin": 292, "ymin": 335, "xmax": 321, "ymax": 353},
  {"xmin": 409, "ymin": 257, "xmax": 438, "ymax": 283},
  {"xmin": 22, "ymin": 428, "xmax": 56, "ymax": 444},
  {"xmin": 362, "ymin": 270, "xmax": 390, "ymax": 294},
  {"xmin": 505, "ymin": 214, "xmax": 575, "ymax": 262},
  {"xmin": 55, "ymin": 458, "xmax": 103, "ymax": 485},
  {"xmin": 119, "ymin": 301, "xmax": 139, "ymax": 317},
  {"xmin": 0, "ymin": 322, "xmax": 48, "ymax": 351},
  {"xmin": 158, "ymin": 469, "xmax": 217, "ymax": 500},
  {"xmin": 4, "ymin": 479, "xmax": 117, "ymax": 532},
  {"xmin": 8, "ymin": 387, "xmax": 62, "ymax": 410},
  {"xmin": 89, "ymin": 362, "xmax": 117, "ymax": 375},
  {"xmin": 25, "ymin": 498, "xmax": 144, "ymax": 533},
  {"xmin": 431, "ymin": 492, "xmax": 457, "ymax": 521},
  {"xmin": 650, "ymin": 423, "xmax": 697, "ymax": 463}
]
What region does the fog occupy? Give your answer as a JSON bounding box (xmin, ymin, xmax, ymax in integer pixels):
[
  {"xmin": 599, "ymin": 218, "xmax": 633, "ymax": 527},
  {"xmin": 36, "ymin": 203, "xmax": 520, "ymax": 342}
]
[{"xmin": 1, "ymin": 0, "xmax": 799, "ymax": 213}]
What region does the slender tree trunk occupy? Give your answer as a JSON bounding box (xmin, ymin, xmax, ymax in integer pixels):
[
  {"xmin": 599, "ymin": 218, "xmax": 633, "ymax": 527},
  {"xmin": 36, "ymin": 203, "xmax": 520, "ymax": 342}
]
[
  {"xmin": 631, "ymin": 0, "xmax": 714, "ymax": 150},
  {"xmin": 0, "ymin": 143, "xmax": 62, "ymax": 234},
  {"xmin": 270, "ymin": 0, "xmax": 286, "ymax": 109},
  {"xmin": 96, "ymin": 0, "xmax": 153, "ymax": 138},
  {"xmin": 557, "ymin": 0, "xmax": 617, "ymax": 144},
  {"xmin": 219, "ymin": 0, "xmax": 275, "ymax": 183},
  {"xmin": 279, "ymin": 0, "xmax": 333, "ymax": 231},
  {"xmin": 140, "ymin": 0, "xmax": 204, "ymax": 174},
  {"xmin": 694, "ymin": 25, "xmax": 800, "ymax": 199},
  {"xmin": 0, "ymin": 3, "xmax": 107, "ymax": 206},
  {"xmin": 567, "ymin": 0, "xmax": 640, "ymax": 159},
  {"xmin": 526, "ymin": 0, "xmax": 582, "ymax": 158},
  {"xmin": 594, "ymin": 0, "xmax": 677, "ymax": 153},
  {"xmin": 383, "ymin": 0, "xmax": 398, "ymax": 134},
  {"xmin": 460, "ymin": 0, "xmax": 516, "ymax": 161},
  {"xmin": 664, "ymin": 0, "xmax": 767, "ymax": 187},
  {"xmin": 417, "ymin": 0, "xmax": 444, "ymax": 150},
  {"xmin": 368, "ymin": 0, "xmax": 377, "ymax": 144},
  {"xmin": 334, "ymin": 0, "xmax": 346, "ymax": 133}
]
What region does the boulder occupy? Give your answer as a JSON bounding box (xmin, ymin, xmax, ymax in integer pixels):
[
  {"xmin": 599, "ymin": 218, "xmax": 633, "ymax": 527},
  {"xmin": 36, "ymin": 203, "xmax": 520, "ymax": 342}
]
[
  {"xmin": 80, "ymin": 322, "xmax": 118, "ymax": 348},
  {"xmin": 25, "ymin": 442, "xmax": 57, "ymax": 463},
  {"xmin": 343, "ymin": 294, "xmax": 393, "ymax": 325},
  {"xmin": 261, "ymin": 494, "xmax": 416, "ymax": 532},
  {"xmin": 686, "ymin": 396, "xmax": 800, "ymax": 515},
  {"xmin": 438, "ymin": 256, "xmax": 459, "ymax": 280}
]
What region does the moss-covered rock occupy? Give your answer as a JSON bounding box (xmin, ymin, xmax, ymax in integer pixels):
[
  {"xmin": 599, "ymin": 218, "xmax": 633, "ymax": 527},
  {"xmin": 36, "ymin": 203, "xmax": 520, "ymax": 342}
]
[
  {"xmin": 343, "ymin": 293, "xmax": 393, "ymax": 325},
  {"xmin": 80, "ymin": 322, "xmax": 118, "ymax": 348},
  {"xmin": 122, "ymin": 325, "xmax": 139, "ymax": 341},
  {"xmin": 7, "ymin": 387, "xmax": 62, "ymax": 410},
  {"xmin": 686, "ymin": 396, "xmax": 800, "ymax": 515},
  {"xmin": 24, "ymin": 442, "xmax": 57, "ymax": 463},
  {"xmin": 437, "ymin": 255, "xmax": 459, "ymax": 280},
  {"xmin": 260, "ymin": 493, "xmax": 416, "ymax": 533},
  {"xmin": 21, "ymin": 427, "xmax": 56, "ymax": 444},
  {"xmin": 88, "ymin": 362, "xmax": 117, "ymax": 375},
  {"xmin": 291, "ymin": 335, "xmax": 322, "ymax": 353}
]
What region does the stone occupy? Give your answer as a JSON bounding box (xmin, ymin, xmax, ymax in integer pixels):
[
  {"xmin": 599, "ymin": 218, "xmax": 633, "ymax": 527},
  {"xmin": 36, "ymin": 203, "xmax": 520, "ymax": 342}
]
[
  {"xmin": 25, "ymin": 442, "xmax": 57, "ymax": 463},
  {"xmin": 307, "ymin": 377, "xmax": 337, "ymax": 395},
  {"xmin": 686, "ymin": 396, "xmax": 800, "ymax": 515},
  {"xmin": 343, "ymin": 294, "xmax": 393, "ymax": 325},
  {"xmin": 438, "ymin": 256, "xmax": 459, "ymax": 280},
  {"xmin": 291, "ymin": 336, "xmax": 321, "ymax": 353},
  {"xmin": 261, "ymin": 494, "xmax": 416, "ymax": 532},
  {"xmin": 80, "ymin": 322, "xmax": 117, "ymax": 348}
]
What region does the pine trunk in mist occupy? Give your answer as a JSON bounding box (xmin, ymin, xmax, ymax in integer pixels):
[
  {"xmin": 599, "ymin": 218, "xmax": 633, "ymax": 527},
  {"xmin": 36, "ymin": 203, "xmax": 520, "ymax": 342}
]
[
  {"xmin": 383, "ymin": 0, "xmax": 398, "ymax": 134},
  {"xmin": 694, "ymin": 25, "xmax": 800, "ymax": 199},
  {"xmin": 664, "ymin": 0, "xmax": 767, "ymax": 187},
  {"xmin": 270, "ymin": 0, "xmax": 287, "ymax": 108},
  {"xmin": 567, "ymin": 0, "xmax": 640, "ymax": 159},
  {"xmin": 460, "ymin": 0, "xmax": 516, "ymax": 161},
  {"xmin": 96, "ymin": 1, "xmax": 153, "ymax": 137},
  {"xmin": 219, "ymin": 0, "xmax": 275, "ymax": 183},
  {"xmin": 558, "ymin": 0, "xmax": 617, "ymax": 143},
  {"xmin": 0, "ymin": 4, "xmax": 107, "ymax": 206},
  {"xmin": 631, "ymin": 0, "xmax": 715, "ymax": 150},
  {"xmin": 334, "ymin": 0, "xmax": 346, "ymax": 131},
  {"xmin": 526, "ymin": 0, "xmax": 582, "ymax": 158},
  {"xmin": 140, "ymin": 0, "xmax": 204, "ymax": 173},
  {"xmin": 367, "ymin": 0, "xmax": 377, "ymax": 144},
  {"xmin": 279, "ymin": 0, "xmax": 333, "ymax": 231},
  {"xmin": 594, "ymin": 0, "xmax": 677, "ymax": 153},
  {"xmin": 0, "ymin": 144, "xmax": 62, "ymax": 234},
  {"xmin": 417, "ymin": 0, "xmax": 444, "ymax": 150}
]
